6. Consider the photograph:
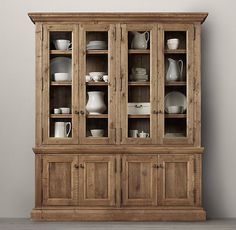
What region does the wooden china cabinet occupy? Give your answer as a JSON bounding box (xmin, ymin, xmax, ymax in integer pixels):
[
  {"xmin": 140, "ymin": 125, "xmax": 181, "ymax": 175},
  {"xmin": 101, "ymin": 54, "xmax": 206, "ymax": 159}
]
[{"xmin": 29, "ymin": 12, "xmax": 208, "ymax": 221}]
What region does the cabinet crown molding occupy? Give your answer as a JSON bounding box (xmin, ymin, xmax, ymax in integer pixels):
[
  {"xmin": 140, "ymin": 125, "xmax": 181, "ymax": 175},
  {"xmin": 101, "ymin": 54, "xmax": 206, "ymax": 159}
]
[{"xmin": 28, "ymin": 12, "xmax": 208, "ymax": 24}]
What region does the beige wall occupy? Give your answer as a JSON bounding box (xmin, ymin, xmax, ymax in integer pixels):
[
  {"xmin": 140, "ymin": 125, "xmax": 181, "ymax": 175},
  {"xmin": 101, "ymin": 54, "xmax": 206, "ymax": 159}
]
[{"xmin": 0, "ymin": 0, "xmax": 235, "ymax": 218}]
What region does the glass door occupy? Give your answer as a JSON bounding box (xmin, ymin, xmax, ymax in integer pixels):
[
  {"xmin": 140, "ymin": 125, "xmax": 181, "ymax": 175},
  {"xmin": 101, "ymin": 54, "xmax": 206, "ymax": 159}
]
[
  {"xmin": 42, "ymin": 25, "xmax": 79, "ymax": 144},
  {"xmin": 158, "ymin": 24, "xmax": 194, "ymax": 145},
  {"xmin": 120, "ymin": 24, "xmax": 157, "ymax": 144},
  {"xmin": 79, "ymin": 24, "xmax": 116, "ymax": 144}
]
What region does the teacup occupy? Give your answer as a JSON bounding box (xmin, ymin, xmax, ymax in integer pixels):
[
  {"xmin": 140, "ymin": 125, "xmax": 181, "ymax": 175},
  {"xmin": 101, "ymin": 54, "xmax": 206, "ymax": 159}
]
[
  {"xmin": 60, "ymin": 107, "xmax": 70, "ymax": 114},
  {"xmin": 53, "ymin": 39, "xmax": 72, "ymax": 50},
  {"xmin": 139, "ymin": 131, "xmax": 149, "ymax": 138},
  {"xmin": 103, "ymin": 75, "xmax": 109, "ymax": 82},
  {"xmin": 90, "ymin": 129, "xmax": 104, "ymax": 137},
  {"xmin": 54, "ymin": 108, "xmax": 61, "ymax": 114},
  {"xmin": 92, "ymin": 75, "xmax": 102, "ymax": 82},
  {"xmin": 129, "ymin": 129, "xmax": 138, "ymax": 138}
]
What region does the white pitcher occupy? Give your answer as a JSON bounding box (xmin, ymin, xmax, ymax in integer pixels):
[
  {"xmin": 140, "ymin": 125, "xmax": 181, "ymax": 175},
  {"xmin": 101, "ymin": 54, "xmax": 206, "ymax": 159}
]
[
  {"xmin": 86, "ymin": 91, "xmax": 107, "ymax": 114},
  {"xmin": 166, "ymin": 58, "xmax": 183, "ymax": 81},
  {"xmin": 131, "ymin": 31, "xmax": 149, "ymax": 49},
  {"xmin": 54, "ymin": 122, "xmax": 71, "ymax": 138}
]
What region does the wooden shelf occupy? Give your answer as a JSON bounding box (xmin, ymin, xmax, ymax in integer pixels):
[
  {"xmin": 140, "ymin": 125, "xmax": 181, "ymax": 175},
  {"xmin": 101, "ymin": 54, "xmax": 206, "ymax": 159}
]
[
  {"xmin": 128, "ymin": 49, "xmax": 150, "ymax": 54},
  {"xmin": 165, "ymin": 114, "xmax": 186, "ymax": 118},
  {"xmin": 50, "ymin": 114, "xmax": 72, "ymax": 119},
  {"xmin": 50, "ymin": 50, "xmax": 72, "ymax": 55},
  {"xmin": 51, "ymin": 81, "xmax": 72, "ymax": 86},
  {"xmin": 86, "ymin": 82, "xmax": 108, "ymax": 86},
  {"xmin": 128, "ymin": 81, "xmax": 150, "ymax": 86},
  {"xmin": 164, "ymin": 49, "xmax": 186, "ymax": 54},
  {"xmin": 86, "ymin": 50, "xmax": 108, "ymax": 55},
  {"xmin": 87, "ymin": 114, "xmax": 108, "ymax": 119},
  {"xmin": 165, "ymin": 81, "xmax": 186, "ymax": 86},
  {"xmin": 128, "ymin": 114, "xmax": 150, "ymax": 118}
]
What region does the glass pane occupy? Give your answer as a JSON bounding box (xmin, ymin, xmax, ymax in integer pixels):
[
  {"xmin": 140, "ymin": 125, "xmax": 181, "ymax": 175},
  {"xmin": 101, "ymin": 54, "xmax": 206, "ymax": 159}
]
[
  {"xmin": 85, "ymin": 31, "xmax": 109, "ymax": 139},
  {"xmin": 164, "ymin": 30, "xmax": 187, "ymax": 138},
  {"xmin": 127, "ymin": 30, "xmax": 151, "ymax": 139},
  {"xmin": 49, "ymin": 31, "xmax": 73, "ymax": 139}
]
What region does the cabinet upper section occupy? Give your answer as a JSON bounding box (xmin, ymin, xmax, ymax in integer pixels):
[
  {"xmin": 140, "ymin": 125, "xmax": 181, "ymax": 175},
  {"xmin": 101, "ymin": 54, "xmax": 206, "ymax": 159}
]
[{"xmin": 28, "ymin": 12, "xmax": 208, "ymax": 24}]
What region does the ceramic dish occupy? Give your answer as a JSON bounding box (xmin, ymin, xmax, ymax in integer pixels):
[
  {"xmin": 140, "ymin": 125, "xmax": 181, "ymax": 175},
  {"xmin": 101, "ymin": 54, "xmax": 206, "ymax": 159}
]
[
  {"xmin": 165, "ymin": 132, "xmax": 185, "ymax": 138},
  {"xmin": 50, "ymin": 57, "xmax": 72, "ymax": 80},
  {"xmin": 164, "ymin": 91, "xmax": 187, "ymax": 112},
  {"xmin": 86, "ymin": 45, "xmax": 107, "ymax": 50}
]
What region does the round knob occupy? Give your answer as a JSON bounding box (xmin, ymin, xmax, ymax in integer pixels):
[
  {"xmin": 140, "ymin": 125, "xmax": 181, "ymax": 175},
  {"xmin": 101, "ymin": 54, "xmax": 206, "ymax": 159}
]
[
  {"xmin": 153, "ymin": 110, "xmax": 157, "ymax": 114},
  {"xmin": 74, "ymin": 164, "xmax": 79, "ymax": 169},
  {"xmin": 153, "ymin": 164, "xmax": 157, "ymax": 168},
  {"xmin": 80, "ymin": 110, "xmax": 85, "ymax": 115},
  {"xmin": 74, "ymin": 110, "xmax": 80, "ymax": 114},
  {"xmin": 80, "ymin": 164, "xmax": 84, "ymax": 169}
]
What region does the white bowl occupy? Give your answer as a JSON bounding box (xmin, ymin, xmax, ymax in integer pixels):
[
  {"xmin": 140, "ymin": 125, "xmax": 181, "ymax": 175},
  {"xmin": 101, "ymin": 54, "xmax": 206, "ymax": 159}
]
[
  {"xmin": 131, "ymin": 74, "xmax": 149, "ymax": 81},
  {"xmin": 60, "ymin": 107, "xmax": 70, "ymax": 114},
  {"xmin": 90, "ymin": 129, "xmax": 104, "ymax": 137},
  {"xmin": 166, "ymin": 105, "xmax": 184, "ymax": 114},
  {"xmin": 89, "ymin": 72, "xmax": 106, "ymax": 78},
  {"xmin": 54, "ymin": 73, "xmax": 70, "ymax": 81},
  {"xmin": 167, "ymin": 39, "xmax": 179, "ymax": 50}
]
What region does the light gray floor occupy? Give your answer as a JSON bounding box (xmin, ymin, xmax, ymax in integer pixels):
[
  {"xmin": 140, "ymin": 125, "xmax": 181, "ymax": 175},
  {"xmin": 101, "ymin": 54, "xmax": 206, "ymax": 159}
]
[{"xmin": 0, "ymin": 219, "xmax": 236, "ymax": 230}]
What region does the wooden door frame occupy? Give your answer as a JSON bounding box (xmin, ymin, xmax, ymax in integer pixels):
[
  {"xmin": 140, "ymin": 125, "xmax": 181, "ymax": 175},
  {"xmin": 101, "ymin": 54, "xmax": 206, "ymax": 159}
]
[
  {"xmin": 79, "ymin": 24, "xmax": 116, "ymax": 145},
  {"xmin": 42, "ymin": 155, "xmax": 78, "ymax": 206},
  {"xmin": 158, "ymin": 154, "xmax": 195, "ymax": 206},
  {"xmin": 78, "ymin": 155, "xmax": 116, "ymax": 206},
  {"xmin": 157, "ymin": 24, "xmax": 194, "ymax": 145},
  {"xmin": 120, "ymin": 23, "xmax": 158, "ymax": 145},
  {"xmin": 42, "ymin": 24, "xmax": 79, "ymax": 145},
  {"xmin": 121, "ymin": 154, "xmax": 158, "ymax": 206}
]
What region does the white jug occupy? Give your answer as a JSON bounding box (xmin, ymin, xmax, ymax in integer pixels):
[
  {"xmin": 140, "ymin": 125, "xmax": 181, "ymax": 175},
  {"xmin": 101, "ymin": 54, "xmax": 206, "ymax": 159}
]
[
  {"xmin": 86, "ymin": 91, "xmax": 107, "ymax": 114},
  {"xmin": 166, "ymin": 58, "xmax": 183, "ymax": 81},
  {"xmin": 54, "ymin": 122, "xmax": 71, "ymax": 138},
  {"xmin": 131, "ymin": 31, "xmax": 149, "ymax": 49}
]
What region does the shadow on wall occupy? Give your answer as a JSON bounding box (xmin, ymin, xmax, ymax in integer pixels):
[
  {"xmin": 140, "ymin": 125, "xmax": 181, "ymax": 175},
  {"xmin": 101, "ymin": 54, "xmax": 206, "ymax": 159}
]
[{"xmin": 201, "ymin": 20, "xmax": 227, "ymax": 218}]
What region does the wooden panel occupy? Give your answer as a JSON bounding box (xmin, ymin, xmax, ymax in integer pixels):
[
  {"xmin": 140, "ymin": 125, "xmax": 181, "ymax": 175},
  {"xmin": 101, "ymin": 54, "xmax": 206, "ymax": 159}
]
[
  {"xmin": 79, "ymin": 155, "xmax": 116, "ymax": 206},
  {"xmin": 42, "ymin": 155, "xmax": 78, "ymax": 206},
  {"xmin": 158, "ymin": 154, "xmax": 194, "ymax": 206},
  {"xmin": 122, "ymin": 155, "xmax": 157, "ymax": 206}
]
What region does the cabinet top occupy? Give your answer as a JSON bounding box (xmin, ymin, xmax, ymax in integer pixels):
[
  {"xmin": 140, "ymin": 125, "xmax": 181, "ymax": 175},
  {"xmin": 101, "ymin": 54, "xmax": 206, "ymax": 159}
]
[{"xmin": 28, "ymin": 12, "xmax": 208, "ymax": 24}]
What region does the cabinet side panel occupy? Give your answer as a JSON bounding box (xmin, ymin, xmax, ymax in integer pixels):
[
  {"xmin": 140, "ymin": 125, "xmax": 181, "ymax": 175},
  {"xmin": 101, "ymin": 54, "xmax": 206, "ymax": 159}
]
[
  {"xmin": 194, "ymin": 23, "xmax": 201, "ymax": 147},
  {"xmin": 35, "ymin": 23, "xmax": 43, "ymax": 146}
]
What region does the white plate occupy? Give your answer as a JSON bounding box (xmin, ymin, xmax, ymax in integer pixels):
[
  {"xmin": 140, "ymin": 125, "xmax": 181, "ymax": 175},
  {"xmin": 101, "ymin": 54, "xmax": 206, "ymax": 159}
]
[
  {"xmin": 50, "ymin": 57, "xmax": 72, "ymax": 80},
  {"xmin": 88, "ymin": 41, "xmax": 106, "ymax": 45},
  {"xmin": 164, "ymin": 91, "xmax": 187, "ymax": 112},
  {"xmin": 86, "ymin": 45, "xmax": 107, "ymax": 50}
]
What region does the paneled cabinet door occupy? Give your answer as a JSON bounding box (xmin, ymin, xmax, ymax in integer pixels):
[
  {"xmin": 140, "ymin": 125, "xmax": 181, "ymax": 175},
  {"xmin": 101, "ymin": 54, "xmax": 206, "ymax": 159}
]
[
  {"xmin": 158, "ymin": 155, "xmax": 195, "ymax": 206},
  {"xmin": 79, "ymin": 155, "xmax": 116, "ymax": 206},
  {"xmin": 79, "ymin": 24, "xmax": 116, "ymax": 145},
  {"xmin": 42, "ymin": 155, "xmax": 78, "ymax": 206},
  {"xmin": 42, "ymin": 24, "xmax": 79, "ymax": 144},
  {"xmin": 158, "ymin": 24, "xmax": 194, "ymax": 145},
  {"xmin": 121, "ymin": 155, "xmax": 157, "ymax": 206},
  {"xmin": 120, "ymin": 24, "xmax": 158, "ymax": 145}
]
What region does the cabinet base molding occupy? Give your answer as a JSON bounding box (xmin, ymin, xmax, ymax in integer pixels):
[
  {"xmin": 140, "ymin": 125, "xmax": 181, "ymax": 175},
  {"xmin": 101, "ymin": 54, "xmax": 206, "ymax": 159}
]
[{"xmin": 31, "ymin": 208, "xmax": 206, "ymax": 221}]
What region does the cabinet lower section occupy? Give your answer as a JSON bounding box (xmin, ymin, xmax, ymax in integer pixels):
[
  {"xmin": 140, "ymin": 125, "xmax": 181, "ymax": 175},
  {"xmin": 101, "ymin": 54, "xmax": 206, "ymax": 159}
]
[
  {"xmin": 32, "ymin": 149, "xmax": 205, "ymax": 221},
  {"xmin": 31, "ymin": 208, "xmax": 206, "ymax": 221}
]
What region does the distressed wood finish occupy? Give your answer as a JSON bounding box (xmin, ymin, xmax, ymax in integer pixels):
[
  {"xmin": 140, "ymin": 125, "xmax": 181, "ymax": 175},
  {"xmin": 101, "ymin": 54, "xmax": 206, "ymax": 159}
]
[
  {"xmin": 30, "ymin": 12, "xmax": 207, "ymax": 221},
  {"xmin": 42, "ymin": 155, "xmax": 78, "ymax": 206},
  {"xmin": 78, "ymin": 155, "xmax": 116, "ymax": 206},
  {"xmin": 122, "ymin": 155, "xmax": 157, "ymax": 206},
  {"xmin": 158, "ymin": 154, "xmax": 195, "ymax": 206}
]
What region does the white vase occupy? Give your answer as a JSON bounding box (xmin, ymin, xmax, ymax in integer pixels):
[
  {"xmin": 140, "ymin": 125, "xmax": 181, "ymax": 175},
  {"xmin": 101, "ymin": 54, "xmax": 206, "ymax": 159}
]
[{"xmin": 86, "ymin": 91, "xmax": 107, "ymax": 114}]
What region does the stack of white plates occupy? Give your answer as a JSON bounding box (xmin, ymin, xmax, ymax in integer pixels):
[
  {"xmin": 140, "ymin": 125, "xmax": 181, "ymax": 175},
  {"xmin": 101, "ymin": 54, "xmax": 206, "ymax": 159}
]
[
  {"xmin": 130, "ymin": 68, "xmax": 148, "ymax": 81},
  {"xmin": 86, "ymin": 41, "xmax": 107, "ymax": 50}
]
